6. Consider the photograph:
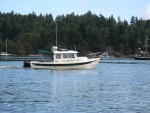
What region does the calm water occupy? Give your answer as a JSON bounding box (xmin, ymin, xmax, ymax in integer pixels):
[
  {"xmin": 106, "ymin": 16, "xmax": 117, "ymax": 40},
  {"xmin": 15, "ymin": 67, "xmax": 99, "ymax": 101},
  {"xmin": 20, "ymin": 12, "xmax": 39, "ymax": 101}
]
[{"xmin": 0, "ymin": 59, "xmax": 150, "ymax": 113}]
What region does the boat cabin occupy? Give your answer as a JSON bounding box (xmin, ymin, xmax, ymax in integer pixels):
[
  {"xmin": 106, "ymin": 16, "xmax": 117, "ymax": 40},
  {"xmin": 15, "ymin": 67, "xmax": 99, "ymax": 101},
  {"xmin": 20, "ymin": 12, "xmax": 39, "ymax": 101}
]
[{"xmin": 52, "ymin": 46, "xmax": 79, "ymax": 63}]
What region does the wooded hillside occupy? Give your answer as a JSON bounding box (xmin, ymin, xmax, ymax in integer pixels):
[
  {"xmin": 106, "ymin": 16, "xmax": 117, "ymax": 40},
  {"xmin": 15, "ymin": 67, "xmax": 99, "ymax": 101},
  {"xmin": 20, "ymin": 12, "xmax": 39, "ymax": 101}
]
[{"xmin": 0, "ymin": 11, "xmax": 150, "ymax": 55}]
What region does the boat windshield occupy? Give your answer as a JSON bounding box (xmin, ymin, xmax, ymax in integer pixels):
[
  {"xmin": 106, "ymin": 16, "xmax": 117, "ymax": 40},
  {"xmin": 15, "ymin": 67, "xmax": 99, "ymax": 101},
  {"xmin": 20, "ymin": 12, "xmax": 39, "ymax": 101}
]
[{"xmin": 74, "ymin": 54, "xmax": 78, "ymax": 58}]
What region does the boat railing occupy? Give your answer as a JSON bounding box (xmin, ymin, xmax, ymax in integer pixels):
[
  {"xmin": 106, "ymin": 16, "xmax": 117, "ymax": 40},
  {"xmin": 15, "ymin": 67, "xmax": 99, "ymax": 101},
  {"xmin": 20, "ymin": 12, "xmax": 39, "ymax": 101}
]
[{"xmin": 36, "ymin": 54, "xmax": 52, "ymax": 62}]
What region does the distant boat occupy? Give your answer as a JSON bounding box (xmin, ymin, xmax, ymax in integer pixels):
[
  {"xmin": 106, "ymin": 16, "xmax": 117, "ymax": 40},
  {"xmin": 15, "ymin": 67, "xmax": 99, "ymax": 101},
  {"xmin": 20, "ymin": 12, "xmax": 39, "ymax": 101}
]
[
  {"xmin": 99, "ymin": 51, "xmax": 114, "ymax": 60},
  {"xmin": 0, "ymin": 52, "xmax": 11, "ymax": 60},
  {"xmin": 134, "ymin": 35, "xmax": 150, "ymax": 60},
  {"xmin": 134, "ymin": 54, "xmax": 150, "ymax": 60},
  {"xmin": 0, "ymin": 39, "xmax": 11, "ymax": 60}
]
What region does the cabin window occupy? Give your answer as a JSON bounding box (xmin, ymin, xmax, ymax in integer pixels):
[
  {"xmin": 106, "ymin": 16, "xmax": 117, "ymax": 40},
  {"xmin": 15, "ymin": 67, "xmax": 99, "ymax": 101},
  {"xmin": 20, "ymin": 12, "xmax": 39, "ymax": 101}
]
[
  {"xmin": 74, "ymin": 54, "xmax": 78, "ymax": 58},
  {"xmin": 69, "ymin": 54, "xmax": 75, "ymax": 58},
  {"xmin": 56, "ymin": 54, "xmax": 61, "ymax": 59},
  {"xmin": 63, "ymin": 54, "xmax": 74, "ymax": 59}
]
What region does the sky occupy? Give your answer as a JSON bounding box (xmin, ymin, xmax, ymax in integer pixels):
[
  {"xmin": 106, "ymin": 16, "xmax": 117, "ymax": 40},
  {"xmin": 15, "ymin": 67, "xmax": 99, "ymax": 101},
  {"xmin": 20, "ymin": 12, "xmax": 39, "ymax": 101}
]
[{"xmin": 0, "ymin": 0, "xmax": 150, "ymax": 23}]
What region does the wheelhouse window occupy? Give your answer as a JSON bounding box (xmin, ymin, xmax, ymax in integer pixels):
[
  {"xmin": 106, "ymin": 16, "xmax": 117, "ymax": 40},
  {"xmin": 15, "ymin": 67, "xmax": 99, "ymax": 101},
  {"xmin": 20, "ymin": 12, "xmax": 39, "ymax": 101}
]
[
  {"xmin": 69, "ymin": 54, "xmax": 75, "ymax": 58},
  {"xmin": 56, "ymin": 54, "xmax": 61, "ymax": 59},
  {"xmin": 74, "ymin": 54, "xmax": 78, "ymax": 58},
  {"xmin": 63, "ymin": 54, "xmax": 75, "ymax": 59}
]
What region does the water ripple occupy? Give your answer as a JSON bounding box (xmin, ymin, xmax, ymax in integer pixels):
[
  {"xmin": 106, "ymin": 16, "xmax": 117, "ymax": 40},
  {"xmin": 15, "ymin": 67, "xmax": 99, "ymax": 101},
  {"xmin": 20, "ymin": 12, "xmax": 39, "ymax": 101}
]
[{"xmin": 0, "ymin": 60, "xmax": 150, "ymax": 112}]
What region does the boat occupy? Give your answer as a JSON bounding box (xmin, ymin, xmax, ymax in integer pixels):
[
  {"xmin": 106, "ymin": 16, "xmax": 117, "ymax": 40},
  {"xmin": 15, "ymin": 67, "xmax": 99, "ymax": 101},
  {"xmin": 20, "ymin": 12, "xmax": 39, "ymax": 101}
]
[
  {"xmin": 0, "ymin": 52, "xmax": 12, "ymax": 60},
  {"xmin": 0, "ymin": 39, "xmax": 12, "ymax": 60},
  {"xmin": 134, "ymin": 50, "xmax": 150, "ymax": 60},
  {"xmin": 99, "ymin": 51, "xmax": 110, "ymax": 60},
  {"xmin": 134, "ymin": 54, "xmax": 150, "ymax": 60},
  {"xmin": 29, "ymin": 23, "xmax": 100, "ymax": 69},
  {"xmin": 134, "ymin": 35, "xmax": 150, "ymax": 60},
  {"xmin": 29, "ymin": 46, "xmax": 100, "ymax": 69},
  {"xmin": 99, "ymin": 51, "xmax": 114, "ymax": 60}
]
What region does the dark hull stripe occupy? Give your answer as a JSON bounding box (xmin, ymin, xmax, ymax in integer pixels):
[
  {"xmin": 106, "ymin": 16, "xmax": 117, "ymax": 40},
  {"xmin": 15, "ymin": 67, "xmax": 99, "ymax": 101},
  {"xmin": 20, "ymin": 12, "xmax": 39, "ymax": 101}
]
[
  {"xmin": 134, "ymin": 57, "xmax": 150, "ymax": 60},
  {"xmin": 33, "ymin": 61, "xmax": 93, "ymax": 66}
]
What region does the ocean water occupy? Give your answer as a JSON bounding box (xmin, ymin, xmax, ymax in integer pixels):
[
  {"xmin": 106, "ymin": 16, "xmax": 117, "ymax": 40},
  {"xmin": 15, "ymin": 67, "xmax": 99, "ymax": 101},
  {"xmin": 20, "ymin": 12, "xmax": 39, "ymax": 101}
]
[{"xmin": 0, "ymin": 59, "xmax": 150, "ymax": 113}]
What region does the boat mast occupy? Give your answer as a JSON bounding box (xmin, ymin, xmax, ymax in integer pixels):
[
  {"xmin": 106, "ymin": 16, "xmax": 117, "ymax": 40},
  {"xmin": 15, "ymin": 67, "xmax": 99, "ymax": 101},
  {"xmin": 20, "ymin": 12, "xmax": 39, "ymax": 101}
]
[
  {"xmin": 145, "ymin": 35, "xmax": 148, "ymax": 53},
  {"xmin": 6, "ymin": 38, "xmax": 7, "ymax": 54},
  {"xmin": 56, "ymin": 22, "xmax": 57, "ymax": 47}
]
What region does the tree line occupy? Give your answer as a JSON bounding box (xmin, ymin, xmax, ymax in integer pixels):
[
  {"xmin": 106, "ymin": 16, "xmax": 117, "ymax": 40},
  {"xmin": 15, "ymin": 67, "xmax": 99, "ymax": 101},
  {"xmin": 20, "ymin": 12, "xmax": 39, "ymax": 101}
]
[{"xmin": 0, "ymin": 11, "xmax": 150, "ymax": 55}]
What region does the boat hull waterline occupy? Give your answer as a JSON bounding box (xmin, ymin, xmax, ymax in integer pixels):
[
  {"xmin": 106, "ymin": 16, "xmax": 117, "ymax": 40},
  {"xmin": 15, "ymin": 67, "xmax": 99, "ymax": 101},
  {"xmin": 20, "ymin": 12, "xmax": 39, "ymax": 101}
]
[
  {"xmin": 30, "ymin": 58, "xmax": 100, "ymax": 69},
  {"xmin": 134, "ymin": 56, "xmax": 150, "ymax": 60}
]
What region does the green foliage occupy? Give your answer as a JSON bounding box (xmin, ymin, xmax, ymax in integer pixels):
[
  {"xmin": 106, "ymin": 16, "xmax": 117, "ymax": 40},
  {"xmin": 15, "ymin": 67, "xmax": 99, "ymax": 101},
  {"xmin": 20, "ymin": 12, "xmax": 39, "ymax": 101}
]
[{"xmin": 0, "ymin": 11, "xmax": 150, "ymax": 55}]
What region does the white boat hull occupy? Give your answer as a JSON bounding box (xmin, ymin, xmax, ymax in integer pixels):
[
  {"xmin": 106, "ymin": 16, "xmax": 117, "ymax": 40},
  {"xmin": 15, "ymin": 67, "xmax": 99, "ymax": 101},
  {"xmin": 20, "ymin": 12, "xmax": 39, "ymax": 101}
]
[
  {"xmin": 30, "ymin": 58, "xmax": 100, "ymax": 69},
  {"xmin": 0, "ymin": 54, "xmax": 11, "ymax": 61}
]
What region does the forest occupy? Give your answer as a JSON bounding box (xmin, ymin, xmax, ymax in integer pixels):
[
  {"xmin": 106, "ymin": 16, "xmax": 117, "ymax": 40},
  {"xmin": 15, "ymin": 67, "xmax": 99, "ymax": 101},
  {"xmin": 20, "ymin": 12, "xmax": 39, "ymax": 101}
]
[{"xmin": 0, "ymin": 11, "xmax": 150, "ymax": 56}]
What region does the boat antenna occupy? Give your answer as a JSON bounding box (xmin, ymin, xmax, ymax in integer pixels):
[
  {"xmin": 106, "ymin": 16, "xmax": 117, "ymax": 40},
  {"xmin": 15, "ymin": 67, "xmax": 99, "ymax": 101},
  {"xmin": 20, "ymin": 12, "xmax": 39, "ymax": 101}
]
[
  {"xmin": 146, "ymin": 35, "xmax": 148, "ymax": 53},
  {"xmin": 145, "ymin": 29, "xmax": 149, "ymax": 53},
  {"xmin": 74, "ymin": 45, "xmax": 76, "ymax": 51},
  {"xmin": 56, "ymin": 22, "xmax": 57, "ymax": 47}
]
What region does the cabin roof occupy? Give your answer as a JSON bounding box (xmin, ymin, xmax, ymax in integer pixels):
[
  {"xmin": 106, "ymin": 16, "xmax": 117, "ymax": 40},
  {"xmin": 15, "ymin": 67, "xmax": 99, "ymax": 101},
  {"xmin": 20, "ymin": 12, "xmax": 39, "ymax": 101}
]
[{"xmin": 53, "ymin": 50, "xmax": 78, "ymax": 54}]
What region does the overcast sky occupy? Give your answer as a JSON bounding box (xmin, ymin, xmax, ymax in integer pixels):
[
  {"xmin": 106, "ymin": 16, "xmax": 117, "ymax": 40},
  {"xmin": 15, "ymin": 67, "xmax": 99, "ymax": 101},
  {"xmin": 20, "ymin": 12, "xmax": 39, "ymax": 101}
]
[{"xmin": 0, "ymin": 0, "xmax": 150, "ymax": 23}]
